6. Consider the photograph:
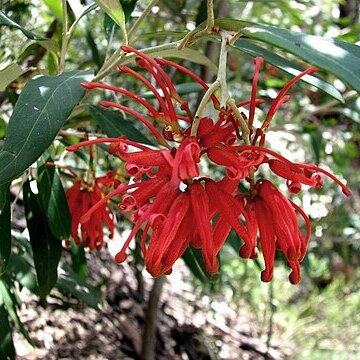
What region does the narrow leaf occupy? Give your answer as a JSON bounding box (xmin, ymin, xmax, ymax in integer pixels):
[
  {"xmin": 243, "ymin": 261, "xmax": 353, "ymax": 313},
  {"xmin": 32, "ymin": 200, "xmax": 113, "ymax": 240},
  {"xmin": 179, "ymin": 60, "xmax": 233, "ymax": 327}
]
[
  {"xmin": 95, "ymin": 0, "xmax": 127, "ymax": 42},
  {"xmin": 69, "ymin": 242, "xmax": 88, "ymax": 280},
  {"xmin": 120, "ymin": 0, "xmax": 137, "ymax": 22},
  {"xmin": 0, "ymin": 305, "xmax": 15, "ymax": 359},
  {"xmin": 0, "ymin": 10, "xmax": 46, "ymax": 40},
  {"xmin": 37, "ymin": 161, "xmax": 71, "ymax": 240},
  {"xmin": 0, "ymin": 70, "xmax": 93, "ymax": 185},
  {"xmin": 182, "ymin": 247, "xmax": 209, "ymax": 283},
  {"xmin": 56, "ymin": 264, "xmax": 101, "ymax": 309},
  {"xmin": 0, "ymin": 64, "xmax": 26, "ymax": 92},
  {"xmin": 239, "ymin": 22, "xmax": 360, "ymax": 93},
  {"xmin": 0, "ymin": 279, "xmax": 34, "ymax": 346},
  {"xmin": 44, "ymin": 0, "xmax": 63, "ymax": 22},
  {"xmin": 124, "ymin": 47, "xmax": 217, "ymax": 72},
  {"xmin": 233, "ymin": 39, "xmax": 344, "ymax": 102},
  {"xmin": 0, "ymin": 185, "xmax": 11, "ymax": 276},
  {"xmin": 23, "ymin": 181, "xmax": 62, "ymax": 299},
  {"xmin": 88, "ymin": 105, "xmax": 155, "ymax": 145}
]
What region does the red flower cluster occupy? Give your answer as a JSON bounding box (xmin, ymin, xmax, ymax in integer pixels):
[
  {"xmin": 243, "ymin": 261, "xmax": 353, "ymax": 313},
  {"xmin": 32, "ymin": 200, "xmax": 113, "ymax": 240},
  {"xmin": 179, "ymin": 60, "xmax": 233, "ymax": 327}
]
[
  {"xmin": 66, "ymin": 171, "xmax": 117, "ymax": 250},
  {"xmin": 68, "ymin": 46, "xmax": 351, "ymax": 283}
]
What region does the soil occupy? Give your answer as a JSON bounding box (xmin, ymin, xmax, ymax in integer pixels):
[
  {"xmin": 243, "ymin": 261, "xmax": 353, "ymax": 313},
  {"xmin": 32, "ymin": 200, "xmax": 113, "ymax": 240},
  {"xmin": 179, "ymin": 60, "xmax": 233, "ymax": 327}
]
[{"xmin": 13, "ymin": 246, "xmax": 285, "ymax": 360}]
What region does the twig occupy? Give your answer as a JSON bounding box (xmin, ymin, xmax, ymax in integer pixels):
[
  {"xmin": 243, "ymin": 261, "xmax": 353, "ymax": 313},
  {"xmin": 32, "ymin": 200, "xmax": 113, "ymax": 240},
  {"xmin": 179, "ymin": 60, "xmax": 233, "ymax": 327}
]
[
  {"xmin": 141, "ymin": 276, "xmax": 166, "ymax": 360},
  {"xmin": 59, "ymin": 0, "xmax": 68, "ymax": 73}
]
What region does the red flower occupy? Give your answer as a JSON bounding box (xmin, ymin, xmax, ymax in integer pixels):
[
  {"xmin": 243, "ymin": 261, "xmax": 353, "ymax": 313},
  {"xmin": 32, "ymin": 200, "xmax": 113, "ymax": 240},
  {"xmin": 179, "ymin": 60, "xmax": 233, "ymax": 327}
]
[
  {"xmin": 66, "ymin": 173, "xmax": 115, "ymax": 250},
  {"xmin": 254, "ymin": 180, "xmax": 311, "ymax": 284},
  {"xmin": 67, "ymin": 47, "xmax": 352, "ymax": 284}
]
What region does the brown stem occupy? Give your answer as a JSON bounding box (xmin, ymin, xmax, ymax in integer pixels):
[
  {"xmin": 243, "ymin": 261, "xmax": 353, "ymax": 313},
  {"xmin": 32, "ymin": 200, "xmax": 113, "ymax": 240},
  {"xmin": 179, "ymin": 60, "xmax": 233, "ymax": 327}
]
[{"xmin": 141, "ymin": 276, "xmax": 166, "ymax": 360}]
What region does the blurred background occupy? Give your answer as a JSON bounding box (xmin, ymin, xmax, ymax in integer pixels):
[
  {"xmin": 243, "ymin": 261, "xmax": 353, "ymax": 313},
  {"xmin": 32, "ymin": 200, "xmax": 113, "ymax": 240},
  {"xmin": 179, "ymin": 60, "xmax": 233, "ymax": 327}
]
[{"xmin": 0, "ymin": 0, "xmax": 359, "ymax": 359}]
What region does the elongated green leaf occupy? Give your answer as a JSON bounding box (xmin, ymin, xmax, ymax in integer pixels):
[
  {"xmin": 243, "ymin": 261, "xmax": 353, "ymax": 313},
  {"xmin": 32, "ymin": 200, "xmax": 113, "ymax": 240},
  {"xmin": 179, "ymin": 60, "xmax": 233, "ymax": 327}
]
[
  {"xmin": 0, "ymin": 64, "xmax": 26, "ymax": 92},
  {"xmin": 0, "ymin": 185, "xmax": 11, "ymax": 276},
  {"xmin": 7, "ymin": 232, "xmax": 41, "ymax": 295},
  {"xmin": 0, "ymin": 10, "xmax": 46, "ymax": 40},
  {"xmin": 0, "ymin": 70, "xmax": 93, "ymax": 185},
  {"xmin": 142, "ymin": 82, "xmax": 205, "ymax": 99},
  {"xmin": 233, "ymin": 39, "xmax": 344, "ymax": 102},
  {"xmin": 239, "ymin": 22, "xmax": 360, "ymax": 93},
  {"xmin": 95, "ymin": 0, "xmax": 127, "ymax": 41},
  {"xmin": 37, "ymin": 161, "xmax": 71, "ymax": 240},
  {"xmin": 125, "ymin": 47, "xmax": 217, "ymax": 72},
  {"xmin": 0, "ymin": 305, "xmax": 15, "ymax": 359},
  {"xmin": 182, "ymin": 247, "xmax": 209, "ymax": 283},
  {"xmin": 44, "ymin": 0, "xmax": 63, "ymax": 22},
  {"xmin": 69, "ymin": 242, "xmax": 88, "ymax": 280},
  {"xmin": 0, "ymin": 183, "xmax": 10, "ymax": 212},
  {"xmin": 120, "ymin": 0, "xmax": 138, "ymax": 22},
  {"xmin": 56, "ymin": 264, "xmax": 101, "ymax": 309},
  {"xmin": 23, "ymin": 181, "xmax": 62, "ymax": 299},
  {"xmin": 88, "ymin": 105, "xmax": 155, "ymax": 145},
  {"xmin": 0, "ymin": 279, "xmax": 34, "ymax": 346}
]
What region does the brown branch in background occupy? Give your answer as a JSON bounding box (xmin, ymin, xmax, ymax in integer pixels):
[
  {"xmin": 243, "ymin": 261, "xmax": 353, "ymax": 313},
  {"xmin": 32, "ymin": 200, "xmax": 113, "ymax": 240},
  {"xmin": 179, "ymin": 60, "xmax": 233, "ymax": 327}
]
[{"xmin": 141, "ymin": 276, "xmax": 166, "ymax": 360}]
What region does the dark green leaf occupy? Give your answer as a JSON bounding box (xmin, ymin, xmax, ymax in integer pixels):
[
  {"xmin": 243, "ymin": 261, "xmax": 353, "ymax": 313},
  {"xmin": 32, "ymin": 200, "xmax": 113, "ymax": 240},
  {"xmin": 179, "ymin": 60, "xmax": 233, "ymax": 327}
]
[
  {"xmin": 37, "ymin": 161, "xmax": 71, "ymax": 240},
  {"xmin": 56, "ymin": 264, "xmax": 101, "ymax": 309},
  {"xmin": 0, "ymin": 305, "xmax": 15, "ymax": 360},
  {"xmin": 233, "ymin": 39, "xmax": 344, "ymax": 102},
  {"xmin": 69, "ymin": 242, "xmax": 88, "ymax": 280},
  {"xmin": 0, "ymin": 118, "xmax": 7, "ymax": 139},
  {"xmin": 0, "ymin": 182, "xmax": 10, "ymax": 212},
  {"xmin": 6, "ymin": 232, "xmax": 40, "ymax": 295},
  {"xmin": 104, "ymin": 13, "xmax": 119, "ymax": 42},
  {"xmin": 0, "ymin": 10, "xmax": 46, "ymax": 40},
  {"xmin": 23, "ymin": 181, "xmax": 62, "ymax": 299},
  {"xmin": 0, "ymin": 70, "xmax": 94, "ymax": 185},
  {"xmin": 142, "ymin": 82, "xmax": 205, "ymax": 99},
  {"xmin": 239, "ymin": 22, "xmax": 360, "ymax": 93},
  {"xmin": 88, "ymin": 104, "xmax": 155, "ymax": 145},
  {"xmin": 0, "ymin": 184, "xmax": 11, "ymax": 276},
  {"xmin": 0, "ymin": 279, "xmax": 34, "ymax": 346},
  {"xmin": 182, "ymin": 247, "xmax": 208, "ymax": 283},
  {"xmin": 85, "ymin": 29, "xmax": 103, "ymax": 69},
  {"xmin": 120, "ymin": 0, "xmax": 138, "ymax": 22}
]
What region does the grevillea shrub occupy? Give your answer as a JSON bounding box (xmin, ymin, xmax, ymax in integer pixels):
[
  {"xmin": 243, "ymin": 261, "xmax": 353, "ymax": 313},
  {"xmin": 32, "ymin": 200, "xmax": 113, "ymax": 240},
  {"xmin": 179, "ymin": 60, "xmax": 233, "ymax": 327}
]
[{"xmin": 65, "ymin": 46, "xmax": 351, "ymax": 284}]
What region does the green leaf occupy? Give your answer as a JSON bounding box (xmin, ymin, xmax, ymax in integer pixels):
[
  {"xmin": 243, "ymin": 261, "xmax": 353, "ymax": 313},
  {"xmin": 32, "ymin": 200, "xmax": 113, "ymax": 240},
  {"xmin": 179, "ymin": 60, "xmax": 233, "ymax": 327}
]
[
  {"xmin": 0, "ymin": 305, "xmax": 15, "ymax": 360},
  {"xmin": 233, "ymin": 39, "xmax": 344, "ymax": 102},
  {"xmin": 37, "ymin": 161, "xmax": 71, "ymax": 240},
  {"xmin": 0, "ymin": 64, "xmax": 26, "ymax": 92},
  {"xmin": 239, "ymin": 22, "xmax": 360, "ymax": 93},
  {"xmin": 0, "ymin": 118, "xmax": 7, "ymax": 139},
  {"xmin": 0, "ymin": 70, "xmax": 93, "ymax": 185},
  {"xmin": 69, "ymin": 242, "xmax": 88, "ymax": 280},
  {"xmin": 95, "ymin": 0, "xmax": 127, "ymax": 42},
  {"xmin": 23, "ymin": 181, "xmax": 62, "ymax": 299},
  {"xmin": 0, "ymin": 182, "xmax": 10, "ymax": 212},
  {"xmin": 0, "ymin": 184, "xmax": 11, "ymax": 276},
  {"xmin": 125, "ymin": 47, "xmax": 217, "ymax": 72},
  {"xmin": 142, "ymin": 82, "xmax": 205, "ymax": 99},
  {"xmin": 44, "ymin": 0, "xmax": 63, "ymax": 22},
  {"xmin": 0, "ymin": 10, "xmax": 46, "ymax": 40},
  {"xmin": 0, "ymin": 279, "xmax": 34, "ymax": 346},
  {"xmin": 6, "ymin": 232, "xmax": 40, "ymax": 295},
  {"xmin": 88, "ymin": 105, "xmax": 155, "ymax": 145},
  {"xmin": 56, "ymin": 264, "xmax": 101, "ymax": 309},
  {"xmin": 120, "ymin": 0, "xmax": 137, "ymax": 22},
  {"xmin": 182, "ymin": 247, "xmax": 209, "ymax": 283}
]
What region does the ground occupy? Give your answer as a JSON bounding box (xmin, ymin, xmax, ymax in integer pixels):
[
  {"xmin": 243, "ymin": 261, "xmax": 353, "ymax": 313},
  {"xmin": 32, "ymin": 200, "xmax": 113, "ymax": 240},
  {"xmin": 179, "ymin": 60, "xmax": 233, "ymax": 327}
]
[{"xmin": 13, "ymin": 246, "xmax": 285, "ymax": 360}]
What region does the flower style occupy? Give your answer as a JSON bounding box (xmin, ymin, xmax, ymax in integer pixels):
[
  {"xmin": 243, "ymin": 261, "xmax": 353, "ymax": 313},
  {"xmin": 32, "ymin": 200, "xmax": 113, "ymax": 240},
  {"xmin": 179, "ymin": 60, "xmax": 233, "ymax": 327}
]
[{"xmin": 68, "ymin": 46, "xmax": 351, "ymax": 283}]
